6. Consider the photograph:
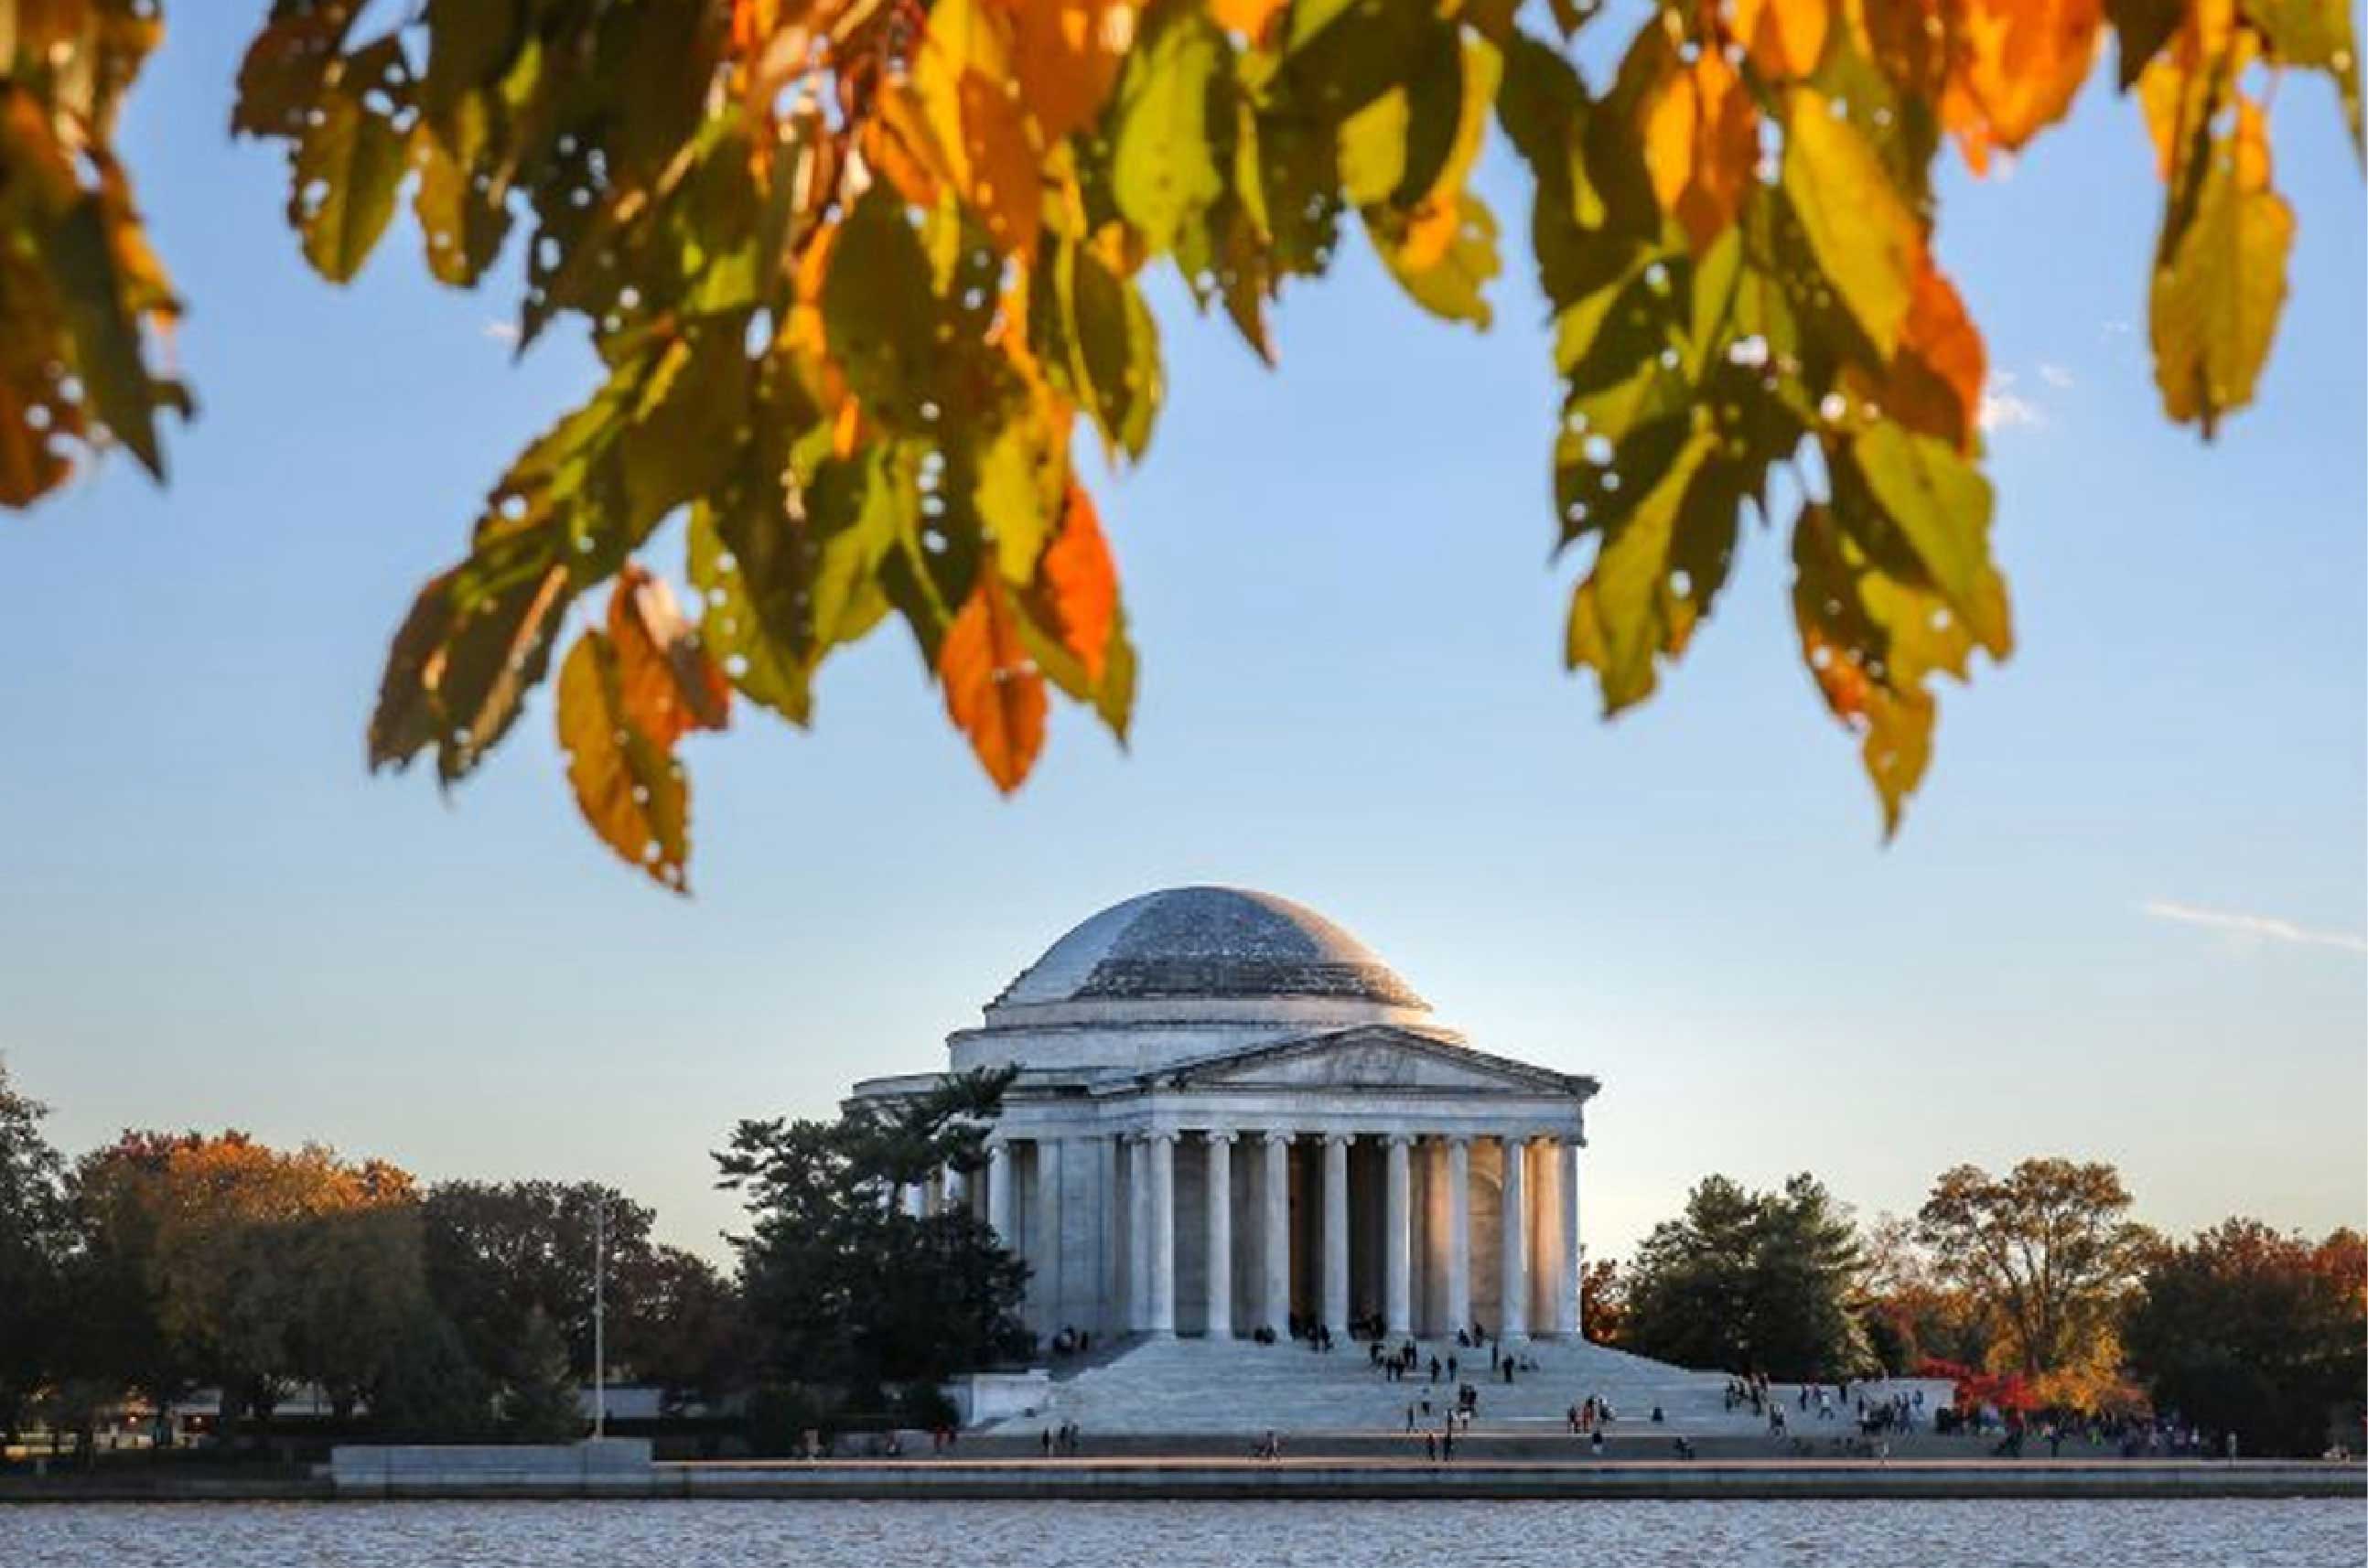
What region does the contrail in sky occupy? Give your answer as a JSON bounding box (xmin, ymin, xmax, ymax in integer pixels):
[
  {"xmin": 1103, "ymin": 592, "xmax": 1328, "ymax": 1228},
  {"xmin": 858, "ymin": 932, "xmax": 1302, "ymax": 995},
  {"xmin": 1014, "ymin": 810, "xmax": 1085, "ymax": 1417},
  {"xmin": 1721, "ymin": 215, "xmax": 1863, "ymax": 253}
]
[{"xmin": 2141, "ymin": 900, "xmax": 2368, "ymax": 955}]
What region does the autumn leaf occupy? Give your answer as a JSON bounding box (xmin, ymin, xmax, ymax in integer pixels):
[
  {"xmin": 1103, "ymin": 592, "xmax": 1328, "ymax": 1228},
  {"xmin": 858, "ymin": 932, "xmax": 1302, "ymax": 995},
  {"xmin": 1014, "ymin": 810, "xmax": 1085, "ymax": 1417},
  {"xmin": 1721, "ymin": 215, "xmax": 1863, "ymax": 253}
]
[
  {"xmin": 2150, "ymin": 98, "xmax": 2294, "ymax": 435},
  {"xmin": 1641, "ymin": 38, "xmax": 1758, "ymax": 254},
  {"xmin": 1784, "ymin": 89, "xmax": 1924, "ymax": 356},
  {"xmin": 609, "ymin": 566, "xmax": 731, "ymax": 748},
  {"xmin": 556, "ymin": 629, "xmax": 693, "ymax": 892},
  {"xmin": 1882, "ymin": 256, "xmax": 1988, "ymax": 450},
  {"xmin": 941, "ymin": 574, "xmax": 1049, "ymax": 793},
  {"xmin": 1006, "ymin": 0, "xmax": 1135, "ymax": 145},
  {"xmin": 1023, "ymin": 480, "xmax": 1119, "ymax": 685},
  {"xmin": 1110, "ymin": 5, "xmax": 1227, "ymax": 252},
  {"xmin": 916, "ymin": 0, "xmax": 1045, "ymax": 257},
  {"xmin": 287, "ymin": 38, "xmax": 412, "ymax": 285},
  {"xmin": 1944, "ymin": 0, "xmax": 2106, "ymax": 169},
  {"xmin": 1732, "ymin": 0, "xmax": 1830, "ymax": 80}
]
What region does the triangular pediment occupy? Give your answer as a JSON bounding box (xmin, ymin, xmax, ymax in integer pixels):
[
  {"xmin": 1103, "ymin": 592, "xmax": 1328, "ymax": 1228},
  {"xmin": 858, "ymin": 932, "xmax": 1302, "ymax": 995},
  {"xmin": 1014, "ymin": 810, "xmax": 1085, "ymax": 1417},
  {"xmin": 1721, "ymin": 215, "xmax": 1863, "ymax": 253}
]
[{"xmin": 1163, "ymin": 1026, "xmax": 1590, "ymax": 1097}]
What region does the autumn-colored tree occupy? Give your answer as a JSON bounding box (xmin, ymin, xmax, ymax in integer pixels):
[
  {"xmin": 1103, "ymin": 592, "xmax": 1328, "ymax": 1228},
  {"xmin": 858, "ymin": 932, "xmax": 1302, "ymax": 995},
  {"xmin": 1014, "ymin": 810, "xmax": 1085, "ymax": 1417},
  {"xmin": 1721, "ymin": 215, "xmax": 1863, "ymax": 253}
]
[
  {"xmin": 1, "ymin": 1, "xmax": 2355, "ymax": 884},
  {"xmin": 1915, "ymin": 1155, "xmax": 2151, "ymax": 1382},
  {"xmin": 1578, "ymin": 1255, "xmax": 1626, "ymax": 1343},
  {"xmin": 71, "ymin": 1130, "xmax": 418, "ymax": 1425},
  {"xmin": 2124, "ymin": 1219, "xmax": 2367, "ymax": 1455}
]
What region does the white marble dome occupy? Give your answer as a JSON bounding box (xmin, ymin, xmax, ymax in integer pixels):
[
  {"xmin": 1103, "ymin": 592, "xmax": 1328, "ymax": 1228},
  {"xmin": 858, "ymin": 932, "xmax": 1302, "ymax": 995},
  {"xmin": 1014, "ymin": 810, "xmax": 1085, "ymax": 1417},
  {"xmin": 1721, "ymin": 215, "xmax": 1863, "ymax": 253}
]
[{"xmin": 953, "ymin": 887, "xmax": 1445, "ymax": 1075}]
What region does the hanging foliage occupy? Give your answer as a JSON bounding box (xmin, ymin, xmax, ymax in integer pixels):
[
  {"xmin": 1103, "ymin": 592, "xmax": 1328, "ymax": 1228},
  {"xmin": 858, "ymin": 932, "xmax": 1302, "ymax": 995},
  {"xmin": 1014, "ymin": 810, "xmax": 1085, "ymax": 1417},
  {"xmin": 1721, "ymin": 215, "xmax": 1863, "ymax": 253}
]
[{"xmin": 3, "ymin": 0, "xmax": 2358, "ymax": 882}]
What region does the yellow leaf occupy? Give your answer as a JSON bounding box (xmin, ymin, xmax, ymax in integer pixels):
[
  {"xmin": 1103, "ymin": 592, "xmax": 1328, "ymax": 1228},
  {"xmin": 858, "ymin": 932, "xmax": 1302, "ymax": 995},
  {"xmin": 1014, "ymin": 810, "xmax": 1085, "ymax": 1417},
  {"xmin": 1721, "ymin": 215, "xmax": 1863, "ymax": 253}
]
[
  {"xmin": 556, "ymin": 630, "xmax": 693, "ymax": 892},
  {"xmin": 941, "ymin": 574, "xmax": 1048, "ymax": 792},
  {"xmin": 2149, "ymin": 98, "xmax": 2294, "ymax": 435},
  {"xmin": 1642, "ymin": 42, "xmax": 1759, "ymax": 254},
  {"xmin": 1783, "ymin": 89, "xmax": 1923, "ymax": 355}
]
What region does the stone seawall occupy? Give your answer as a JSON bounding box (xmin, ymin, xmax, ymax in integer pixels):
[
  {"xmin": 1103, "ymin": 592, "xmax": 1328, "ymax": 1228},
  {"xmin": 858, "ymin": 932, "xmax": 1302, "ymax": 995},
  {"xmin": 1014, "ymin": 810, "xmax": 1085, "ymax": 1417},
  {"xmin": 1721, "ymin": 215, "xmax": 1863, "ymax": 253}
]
[{"xmin": 9, "ymin": 1458, "xmax": 2360, "ymax": 1503}]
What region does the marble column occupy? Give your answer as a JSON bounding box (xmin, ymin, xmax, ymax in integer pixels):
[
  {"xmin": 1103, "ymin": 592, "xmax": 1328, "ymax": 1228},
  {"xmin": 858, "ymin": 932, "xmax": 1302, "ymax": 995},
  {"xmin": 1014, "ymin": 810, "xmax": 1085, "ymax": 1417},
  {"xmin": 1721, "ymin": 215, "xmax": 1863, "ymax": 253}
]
[
  {"xmin": 1033, "ymin": 1137, "xmax": 1063, "ymax": 1332},
  {"xmin": 1321, "ymin": 1133, "xmax": 1351, "ymax": 1333},
  {"xmin": 1096, "ymin": 1136, "xmax": 1121, "ymax": 1337},
  {"xmin": 1260, "ymin": 1131, "xmax": 1290, "ymax": 1337},
  {"xmin": 1557, "ymin": 1136, "xmax": 1583, "ymax": 1337},
  {"xmin": 1444, "ymin": 1135, "xmax": 1471, "ymax": 1337},
  {"xmin": 985, "ymin": 1140, "xmax": 1013, "ymax": 1243},
  {"xmin": 1383, "ymin": 1133, "xmax": 1413, "ymax": 1337},
  {"xmin": 1127, "ymin": 1136, "xmax": 1151, "ymax": 1333},
  {"xmin": 1498, "ymin": 1133, "xmax": 1529, "ymax": 1340},
  {"xmin": 901, "ymin": 1181, "xmax": 927, "ymax": 1219},
  {"xmin": 1204, "ymin": 1131, "xmax": 1234, "ymax": 1338},
  {"xmin": 942, "ymin": 1163, "xmax": 969, "ymax": 1215},
  {"xmin": 1146, "ymin": 1132, "xmax": 1177, "ymax": 1337}
]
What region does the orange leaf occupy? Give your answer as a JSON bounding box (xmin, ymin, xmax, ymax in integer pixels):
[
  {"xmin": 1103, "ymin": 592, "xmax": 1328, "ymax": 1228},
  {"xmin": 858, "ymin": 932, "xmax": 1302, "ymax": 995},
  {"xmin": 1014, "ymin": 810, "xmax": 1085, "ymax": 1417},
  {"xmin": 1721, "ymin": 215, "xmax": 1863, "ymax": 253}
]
[
  {"xmin": 1943, "ymin": 0, "xmax": 2104, "ymax": 168},
  {"xmin": 1003, "ymin": 0, "xmax": 1133, "ymax": 145},
  {"xmin": 1210, "ymin": 0, "xmax": 1286, "ymax": 43},
  {"xmin": 1732, "ymin": 0, "xmax": 1829, "ymax": 79},
  {"xmin": 609, "ymin": 566, "xmax": 732, "ymax": 748},
  {"xmin": 1890, "ymin": 257, "xmax": 1986, "ymax": 449},
  {"xmin": 1028, "ymin": 480, "xmax": 1118, "ymax": 682},
  {"xmin": 1641, "ymin": 44, "xmax": 1759, "ymax": 253},
  {"xmin": 941, "ymin": 574, "xmax": 1048, "ymax": 793},
  {"xmin": 918, "ymin": 0, "xmax": 1046, "ymax": 256}
]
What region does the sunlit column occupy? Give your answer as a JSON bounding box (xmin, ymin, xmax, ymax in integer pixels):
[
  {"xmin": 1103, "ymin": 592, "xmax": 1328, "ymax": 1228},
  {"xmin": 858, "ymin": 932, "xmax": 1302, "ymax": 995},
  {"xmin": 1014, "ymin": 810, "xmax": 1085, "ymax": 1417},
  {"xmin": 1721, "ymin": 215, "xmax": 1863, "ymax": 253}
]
[
  {"xmin": 1127, "ymin": 1135, "xmax": 1151, "ymax": 1333},
  {"xmin": 1558, "ymin": 1136, "xmax": 1583, "ymax": 1338},
  {"xmin": 1499, "ymin": 1133, "xmax": 1529, "ymax": 1341},
  {"xmin": 1383, "ymin": 1133, "xmax": 1413, "ymax": 1337},
  {"xmin": 1445, "ymin": 1135, "xmax": 1471, "ymax": 1337}
]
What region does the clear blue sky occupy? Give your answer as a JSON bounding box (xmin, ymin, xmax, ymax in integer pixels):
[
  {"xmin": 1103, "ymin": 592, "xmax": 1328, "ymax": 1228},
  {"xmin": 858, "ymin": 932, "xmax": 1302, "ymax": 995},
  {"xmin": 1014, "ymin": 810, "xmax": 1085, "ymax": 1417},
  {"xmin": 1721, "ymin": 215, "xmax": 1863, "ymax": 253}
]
[{"xmin": 2, "ymin": 15, "xmax": 2361, "ymax": 1267}]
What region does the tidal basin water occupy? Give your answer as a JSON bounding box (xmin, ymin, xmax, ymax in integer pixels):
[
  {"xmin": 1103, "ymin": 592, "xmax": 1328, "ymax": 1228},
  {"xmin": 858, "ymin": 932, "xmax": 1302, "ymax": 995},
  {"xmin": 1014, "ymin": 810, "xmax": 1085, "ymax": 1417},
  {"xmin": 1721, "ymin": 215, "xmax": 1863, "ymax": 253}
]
[{"xmin": 5, "ymin": 1498, "xmax": 2363, "ymax": 1567}]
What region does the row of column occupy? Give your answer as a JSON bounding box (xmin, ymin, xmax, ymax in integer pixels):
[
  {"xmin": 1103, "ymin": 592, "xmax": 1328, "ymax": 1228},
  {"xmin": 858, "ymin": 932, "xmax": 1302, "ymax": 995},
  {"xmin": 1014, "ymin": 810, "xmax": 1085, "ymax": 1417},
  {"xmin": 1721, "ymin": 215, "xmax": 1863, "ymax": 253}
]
[{"xmin": 974, "ymin": 1129, "xmax": 1581, "ymax": 1343}]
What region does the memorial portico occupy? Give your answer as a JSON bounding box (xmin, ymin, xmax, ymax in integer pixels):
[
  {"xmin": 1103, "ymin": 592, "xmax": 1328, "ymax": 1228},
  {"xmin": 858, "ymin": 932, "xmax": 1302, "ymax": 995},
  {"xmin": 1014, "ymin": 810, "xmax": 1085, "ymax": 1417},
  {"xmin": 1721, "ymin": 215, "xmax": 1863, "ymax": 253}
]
[{"xmin": 849, "ymin": 887, "xmax": 1597, "ymax": 1345}]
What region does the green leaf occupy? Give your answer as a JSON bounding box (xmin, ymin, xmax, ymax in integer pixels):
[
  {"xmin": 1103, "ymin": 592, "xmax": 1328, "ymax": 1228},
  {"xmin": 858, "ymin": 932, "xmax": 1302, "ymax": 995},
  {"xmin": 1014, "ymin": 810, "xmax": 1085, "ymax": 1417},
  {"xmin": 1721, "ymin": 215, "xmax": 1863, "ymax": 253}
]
[
  {"xmin": 369, "ymin": 561, "xmax": 574, "ymax": 784},
  {"xmin": 44, "ymin": 196, "xmax": 164, "ymax": 478},
  {"xmin": 1847, "ymin": 422, "xmax": 2007, "ymax": 650},
  {"xmin": 421, "ymin": 0, "xmax": 521, "ymax": 121},
  {"xmin": 1066, "ymin": 242, "xmax": 1163, "ymax": 460},
  {"xmin": 822, "ymin": 187, "xmax": 942, "ymax": 429},
  {"xmin": 1782, "ymin": 90, "xmax": 1920, "ymax": 358},
  {"xmin": 1564, "ymin": 428, "xmax": 1730, "ymax": 712},
  {"xmin": 2107, "ymin": 0, "xmax": 2186, "ymax": 90},
  {"xmin": 290, "ymin": 37, "xmax": 413, "ymax": 285},
  {"xmin": 1112, "ymin": 8, "xmax": 1228, "ymax": 252}
]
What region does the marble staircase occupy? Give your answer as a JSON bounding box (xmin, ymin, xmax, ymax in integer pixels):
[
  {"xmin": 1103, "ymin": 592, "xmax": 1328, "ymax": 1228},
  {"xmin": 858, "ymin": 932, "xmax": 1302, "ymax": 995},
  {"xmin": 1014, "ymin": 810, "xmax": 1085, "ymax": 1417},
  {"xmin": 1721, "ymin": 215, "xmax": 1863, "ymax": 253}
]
[{"xmin": 984, "ymin": 1336, "xmax": 1947, "ymax": 1439}]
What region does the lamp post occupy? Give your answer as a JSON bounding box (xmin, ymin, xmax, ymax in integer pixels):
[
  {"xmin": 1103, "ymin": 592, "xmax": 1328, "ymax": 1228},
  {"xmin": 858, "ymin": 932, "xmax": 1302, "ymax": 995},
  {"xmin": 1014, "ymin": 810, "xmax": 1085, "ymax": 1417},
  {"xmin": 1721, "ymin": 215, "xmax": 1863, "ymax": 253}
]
[{"xmin": 592, "ymin": 1193, "xmax": 607, "ymax": 1442}]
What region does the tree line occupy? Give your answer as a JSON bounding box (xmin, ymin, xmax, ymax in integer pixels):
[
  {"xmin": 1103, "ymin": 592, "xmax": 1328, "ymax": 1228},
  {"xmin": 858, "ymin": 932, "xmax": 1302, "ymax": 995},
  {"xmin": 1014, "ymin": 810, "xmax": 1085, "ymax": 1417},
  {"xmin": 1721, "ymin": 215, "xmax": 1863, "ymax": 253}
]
[
  {"xmin": 0, "ymin": 1058, "xmax": 1028, "ymax": 1460},
  {"xmin": 1586, "ymin": 1160, "xmax": 2365, "ymax": 1455},
  {"xmin": 4, "ymin": 1058, "xmax": 2358, "ymax": 1457}
]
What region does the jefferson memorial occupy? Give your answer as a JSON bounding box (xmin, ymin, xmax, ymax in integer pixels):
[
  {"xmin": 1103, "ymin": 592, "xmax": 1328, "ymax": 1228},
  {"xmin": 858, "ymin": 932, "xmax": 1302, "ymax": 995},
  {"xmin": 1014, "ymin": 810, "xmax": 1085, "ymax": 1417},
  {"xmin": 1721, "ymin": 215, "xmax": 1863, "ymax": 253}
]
[{"xmin": 851, "ymin": 886, "xmax": 1597, "ymax": 1346}]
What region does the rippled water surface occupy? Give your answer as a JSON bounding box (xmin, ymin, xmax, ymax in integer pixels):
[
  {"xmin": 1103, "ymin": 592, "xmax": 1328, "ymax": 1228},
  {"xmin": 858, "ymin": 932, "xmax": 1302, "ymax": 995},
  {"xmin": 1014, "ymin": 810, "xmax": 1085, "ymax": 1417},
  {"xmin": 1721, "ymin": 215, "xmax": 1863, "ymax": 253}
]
[{"xmin": 5, "ymin": 1498, "xmax": 2361, "ymax": 1567}]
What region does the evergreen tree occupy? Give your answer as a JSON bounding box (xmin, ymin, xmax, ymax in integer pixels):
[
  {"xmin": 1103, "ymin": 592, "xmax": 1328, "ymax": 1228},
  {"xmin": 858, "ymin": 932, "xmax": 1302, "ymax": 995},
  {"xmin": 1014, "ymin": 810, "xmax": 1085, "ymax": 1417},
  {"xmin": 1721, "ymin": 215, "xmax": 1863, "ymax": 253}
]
[{"xmin": 1621, "ymin": 1173, "xmax": 1870, "ymax": 1380}]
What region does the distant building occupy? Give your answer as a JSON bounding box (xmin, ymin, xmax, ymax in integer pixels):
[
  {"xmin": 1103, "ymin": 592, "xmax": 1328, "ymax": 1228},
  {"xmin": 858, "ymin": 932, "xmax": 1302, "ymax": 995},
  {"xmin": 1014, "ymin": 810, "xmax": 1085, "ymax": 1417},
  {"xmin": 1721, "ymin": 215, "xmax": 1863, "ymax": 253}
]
[{"xmin": 849, "ymin": 886, "xmax": 1596, "ymax": 1345}]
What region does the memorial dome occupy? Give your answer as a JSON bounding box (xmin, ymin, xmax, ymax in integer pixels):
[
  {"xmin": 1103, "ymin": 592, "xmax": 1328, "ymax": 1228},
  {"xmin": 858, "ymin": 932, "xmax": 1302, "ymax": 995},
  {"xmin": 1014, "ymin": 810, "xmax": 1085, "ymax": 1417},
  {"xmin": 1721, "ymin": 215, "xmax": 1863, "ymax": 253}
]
[{"xmin": 990, "ymin": 886, "xmax": 1426, "ymax": 1013}]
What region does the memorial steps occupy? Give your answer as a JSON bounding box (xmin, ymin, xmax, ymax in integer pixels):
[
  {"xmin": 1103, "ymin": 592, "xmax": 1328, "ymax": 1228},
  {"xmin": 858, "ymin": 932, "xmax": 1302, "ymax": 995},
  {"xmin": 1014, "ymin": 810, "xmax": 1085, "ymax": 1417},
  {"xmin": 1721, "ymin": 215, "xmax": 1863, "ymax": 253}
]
[{"xmin": 991, "ymin": 1337, "xmax": 1927, "ymax": 1438}]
